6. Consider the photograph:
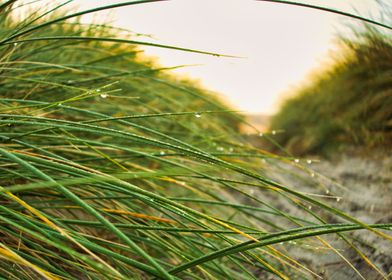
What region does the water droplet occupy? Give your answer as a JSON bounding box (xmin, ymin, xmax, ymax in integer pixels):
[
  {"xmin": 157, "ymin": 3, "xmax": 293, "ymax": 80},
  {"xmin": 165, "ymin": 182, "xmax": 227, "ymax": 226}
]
[
  {"xmin": 272, "ymin": 130, "xmax": 276, "ymax": 135},
  {"xmin": 307, "ymin": 159, "xmax": 312, "ymax": 164},
  {"xmin": 336, "ymin": 197, "xmax": 341, "ymax": 202},
  {"xmin": 310, "ymin": 172, "xmax": 315, "ymax": 177},
  {"xmin": 325, "ymin": 189, "xmax": 330, "ymax": 194},
  {"xmin": 180, "ymin": 182, "xmax": 186, "ymax": 186},
  {"xmin": 100, "ymin": 93, "xmax": 108, "ymax": 98},
  {"xmin": 308, "ymin": 205, "xmax": 312, "ymax": 210},
  {"xmin": 177, "ymin": 210, "xmax": 186, "ymax": 216},
  {"xmin": 259, "ymin": 132, "xmax": 263, "ymax": 137},
  {"xmin": 159, "ymin": 151, "xmax": 165, "ymax": 155},
  {"xmin": 294, "ymin": 158, "xmax": 300, "ymax": 163},
  {"xmin": 229, "ymin": 147, "xmax": 234, "ymax": 152},
  {"xmin": 217, "ymin": 147, "xmax": 224, "ymax": 152},
  {"xmin": 249, "ymin": 189, "xmax": 255, "ymax": 195},
  {"xmin": 96, "ymin": 89, "xmax": 101, "ymax": 92},
  {"xmin": 194, "ymin": 113, "xmax": 201, "ymax": 118},
  {"xmin": 13, "ymin": 42, "xmax": 18, "ymax": 46},
  {"xmin": 67, "ymin": 80, "xmax": 73, "ymax": 84}
]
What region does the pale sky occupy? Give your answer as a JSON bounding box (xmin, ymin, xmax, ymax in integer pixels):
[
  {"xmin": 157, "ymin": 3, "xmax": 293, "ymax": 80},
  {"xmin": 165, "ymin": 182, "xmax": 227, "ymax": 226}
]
[{"xmin": 76, "ymin": 0, "xmax": 380, "ymax": 114}]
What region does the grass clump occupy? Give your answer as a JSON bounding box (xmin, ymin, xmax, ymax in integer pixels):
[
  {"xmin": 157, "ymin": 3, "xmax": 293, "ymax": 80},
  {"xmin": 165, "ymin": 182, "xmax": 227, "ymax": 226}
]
[
  {"xmin": 270, "ymin": 21, "xmax": 392, "ymax": 155},
  {"xmin": 0, "ymin": 1, "xmax": 391, "ymax": 279}
]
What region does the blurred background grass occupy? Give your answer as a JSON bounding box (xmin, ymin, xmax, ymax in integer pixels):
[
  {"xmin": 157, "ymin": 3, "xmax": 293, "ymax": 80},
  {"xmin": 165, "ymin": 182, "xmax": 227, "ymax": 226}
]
[{"xmin": 269, "ymin": 20, "xmax": 392, "ymax": 155}]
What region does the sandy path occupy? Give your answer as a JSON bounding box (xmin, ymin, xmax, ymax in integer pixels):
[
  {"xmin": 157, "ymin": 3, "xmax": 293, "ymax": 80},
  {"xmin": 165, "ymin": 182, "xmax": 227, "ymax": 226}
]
[{"xmin": 254, "ymin": 149, "xmax": 392, "ymax": 279}]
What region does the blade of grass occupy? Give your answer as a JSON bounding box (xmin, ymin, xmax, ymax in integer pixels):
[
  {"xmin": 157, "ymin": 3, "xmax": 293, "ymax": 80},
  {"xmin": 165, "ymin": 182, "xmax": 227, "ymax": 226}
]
[{"xmin": 257, "ymin": 0, "xmax": 392, "ymax": 30}]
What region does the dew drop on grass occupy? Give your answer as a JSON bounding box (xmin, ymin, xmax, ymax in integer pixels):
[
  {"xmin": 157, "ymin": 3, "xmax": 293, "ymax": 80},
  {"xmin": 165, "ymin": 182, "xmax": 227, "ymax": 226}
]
[
  {"xmin": 159, "ymin": 151, "xmax": 165, "ymax": 155},
  {"xmin": 310, "ymin": 172, "xmax": 315, "ymax": 177},
  {"xmin": 217, "ymin": 147, "xmax": 224, "ymax": 152},
  {"xmin": 307, "ymin": 159, "xmax": 312, "ymax": 164},
  {"xmin": 259, "ymin": 132, "xmax": 263, "ymax": 137},
  {"xmin": 100, "ymin": 93, "xmax": 108, "ymax": 98},
  {"xmin": 96, "ymin": 89, "xmax": 101, "ymax": 92},
  {"xmin": 272, "ymin": 130, "xmax": 276, "ymax": 135},
  {"xmin": 177, "ymin": 210, "xmax": 186, "ymax": 216},
  {"xmin": 308, "ymin": 205, "xmax": 312, "ymax": 210},
  {"xmin": 294, "ymin": 158, "xmax": 300, "ymax": 163},
  {"xmin": 229, "ymin": 147, "xmax": 234, "ymax": 152},
  {"xmin": 336, "ymin": 197, "xmax": 341, "ymax": 202},
  {"xmin": 194, "ymin": 113, "xmax": 201, "ymax": 118},
  {"xmin": 13, "ymin": 42, "xmax": 17, "ymax": 46}
]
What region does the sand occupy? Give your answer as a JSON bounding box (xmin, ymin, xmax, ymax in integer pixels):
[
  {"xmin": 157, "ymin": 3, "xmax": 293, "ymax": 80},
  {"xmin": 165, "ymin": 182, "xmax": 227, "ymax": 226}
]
[{"xmin": 252, "ymin": 148, "xmax": 392, "ymax": 279}]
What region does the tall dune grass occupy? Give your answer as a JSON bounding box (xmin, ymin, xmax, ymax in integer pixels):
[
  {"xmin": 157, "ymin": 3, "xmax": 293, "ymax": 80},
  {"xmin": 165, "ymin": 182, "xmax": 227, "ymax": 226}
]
[
  {"xmin": 0, "ymin": 1, "xmax": 391, "ymax": 279},
  {"xmin": 270, "ymin": 14, "xmax": 392, "ymax": 155}
]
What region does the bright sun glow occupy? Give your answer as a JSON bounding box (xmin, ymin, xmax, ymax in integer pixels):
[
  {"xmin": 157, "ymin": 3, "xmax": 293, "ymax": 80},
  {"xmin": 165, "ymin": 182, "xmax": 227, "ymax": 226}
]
[{"xmin": 77, "ymin": 0, "xmax": 379, "ymax": 114}]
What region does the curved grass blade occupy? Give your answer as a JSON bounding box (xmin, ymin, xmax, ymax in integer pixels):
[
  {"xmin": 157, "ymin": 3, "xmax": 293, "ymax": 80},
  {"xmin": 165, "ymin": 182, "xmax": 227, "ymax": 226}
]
[
  {"xmin": 257, "ymin": 0, "xmax": 392, "ymax": 30},
  {"xmin": 5, "ymin": 36, "xmax": 236, "ymax": 57}
]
